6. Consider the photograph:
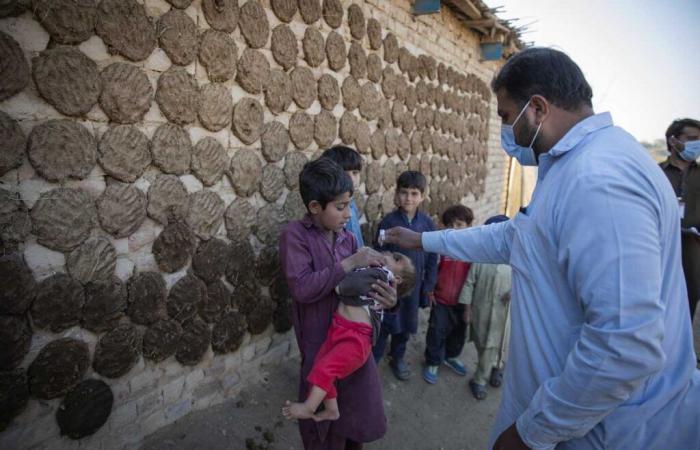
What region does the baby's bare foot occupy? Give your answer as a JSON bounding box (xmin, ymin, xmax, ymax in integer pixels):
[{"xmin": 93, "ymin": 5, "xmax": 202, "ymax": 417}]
[
  {"xmin": 312, "ymin": 408, "xmax": 340, "ymax": 422},
  {"xmin": 282, "ymin": 400, "xmax": 315, "ymax": 420}
]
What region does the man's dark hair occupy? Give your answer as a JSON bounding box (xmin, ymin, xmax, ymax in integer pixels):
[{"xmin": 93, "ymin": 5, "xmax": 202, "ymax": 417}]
[
  {"xmin": 299, "ymin": 158, "xmax": 353, "ymax": 209},
  {"xmin": 321, "ymin": 145, "xmax": 363, "ymax": 171},
  {"xmin": 491, "ymin": 47, "xmax": 593, "ymax": 111},
  {"xmin": 396, "ymin": 170, "xmax": 427, "ymax": 193},
  {"xmin": 665, "ymin": 118, "xmax": 700, "ymax": 151},
  {"xmin": 441, "ymin": 205, "xmax": 474, "ymax": 227}
]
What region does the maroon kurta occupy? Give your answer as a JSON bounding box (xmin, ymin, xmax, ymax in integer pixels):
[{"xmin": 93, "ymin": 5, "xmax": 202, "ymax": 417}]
[{"xmin": 279, "ymin": 214, "xmax": 387, "ymax": 448}]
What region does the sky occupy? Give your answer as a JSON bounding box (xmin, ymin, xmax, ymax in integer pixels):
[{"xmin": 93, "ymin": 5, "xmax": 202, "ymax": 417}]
[{"xmin": 483, "ymin": 0, "xmax": 700, "ymax": 143}]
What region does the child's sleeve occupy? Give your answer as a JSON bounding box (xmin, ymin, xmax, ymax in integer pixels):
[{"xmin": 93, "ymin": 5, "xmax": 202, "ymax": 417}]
[
  {"xmin": 279, "ymin": 224, "xmax": 346, "ymax": 304},
  {"xmin": 458, "ymin": 264, "xmax": 478, "ymax": 305}
]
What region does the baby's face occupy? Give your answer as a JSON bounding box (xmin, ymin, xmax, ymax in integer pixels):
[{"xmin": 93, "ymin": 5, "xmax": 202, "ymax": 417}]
[{"xmin": 380, "ymin": 252, "xmax": 411, "ymax": 276}]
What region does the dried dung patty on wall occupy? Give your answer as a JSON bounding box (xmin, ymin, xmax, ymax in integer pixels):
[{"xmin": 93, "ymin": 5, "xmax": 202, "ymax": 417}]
[
  {"xmin": 420, "ymin": 152, "xmax": 431, "ymax": 176},
  {"xmin": 298, "ymin": 0, "xmax": 321, "ymax": 24},
  {"xmin": 289, "ymin": 111, "xmax": 314, "ymax": 150},
  {"xmin": 325, "ymin": 31, "xmax": 346, "ymax": 71},
  {"xmin": 365, "ymin": 161, "xmax": 382, "ymax": 194},
  {"xmin": 391, "ymin": 101, "xmax": 406, "ymax": 127},
  {"xmin": 318, "ymin": 74, "xmax": 340, "ymax": 110},
  {"xmin": 239, "ymin": 0, "xmax": 269, "ymax": 49},
  {"xmin": 284, "ymin": 151, "xmax": 309, "ymax": 188},
  {"xmin": 398, "ymin": 132, "xmax": 410, "ymax": 160},
  {"xmin": 314, "ymin": 110, "xmax": 337, "ymax": 148},
  {"xmin": 339, "ymin": 111, "xmax": 358, "ymax": 144},
  {"xmin": 33, "ymin": 0, "xmax": 95, "ymax": 45},
  {"xmin": 31, "ymin": 188, "xmax": 96, "ymax": 252},
  {"xmin": 239, "ymin": 289, "xmax": 275, "ymax": 334},
  {"xmin": 167, "ymin": 274, "xmax": 207, "ymax": 324},
  {"xmin": 28, "ymin": 338, "xmax": 89, "ymax": 400},
  {"xmin": 401, "ymin": 112, "xmax": 415, "ymax": 134},
  {"xmin": 147, "ymin": 174, "xmax": 189, "ymax": 225},
  {"xmin": 32, "ymin": 46, "xmax": 101, "ymax": 117},
  {"xmin": 255, "ymin": 245, "xmax": 279, "ymax": 286},
  {"xmin": 199, "ymin": 30, "xmax": 238, "ymax": 83},
  {"xmin": 383, "ymin": 32, "xmax": 398, "ymax": 64},
  {"xmin": 56, "ymin": 379, "xmax": 113, "ymax": 439},
  {"xmin": 225, "ymin": 239, "xmax": 255, "ymax": 288},
  {"xmin": 256, "ymin": 203, "xmax": 285, "ymax": 244},
  {"xmin": 364, "ymin": 193, "xmax": 381, "ymax": 223},
  {"xmin": 0, "ymin": 254, "xmax": 35, "ymax": 315},
  {"xmin": 127, "ymin": 271, "xmax": 167, "ymax": 325},
  {"xmin": 236, "ymin": 49, "xmax": 270, "ymax": 95},
  {"xmin": 367, "ymin": 17, "xmax": 382, "ymax": 50},
  {"xmin": 192, "ymin": 238, "xmax": 230, "ymax": 283},
  {"xmin": 224, "ymin": 198, "xmax": 256, "ymax": 242},
  {"xmin": 202, "ymin": 0, "xmax": 239, "ymax": 32},
  {"xmin": 0, "ymin": 31, "xmax": 28, "ymax": 102},
  {"xmin": 166, "ymin": 0, "xmax": 192, "ymax": 8},
  {"xmin": 93, "ymin": 323, "xmax": 140, "ymax": 378},
  {"xmin": 152, "ymin": 220, "xmax": 197, "ymax": 273},
  {"xmin": 0, "ymin": 111, "xmax": 25, "ymax": 176},
  {"xmin": 28, "ymin": 119, "xmax": 96, "ymax": 182},
  {"xmin": 347, "ymin": 4, "xmax": 366, "ymax": 40},
  {"xmin": 198, "ymin": 83, "xmax": 233, "ymax": 131},
  {"xmin": 395, "ymin": 160, "xmax": 407, "ymax": 178},
  {"xmin": 212, "ymin": 311, "xmax": 246, "ymax": 353},
  {"xmin": 31, "ymin": 274, "xmax": 84, "ymax": 333},
  {"xmin": 290, "ymin": 66, "xmax": 317, "ymax": 109},
  {"xmin": 261, "ymin": 165, "xmax": 285, "ymax": 202},
  {"xmin": 97, "ymin": 125, "xmax": 150, "ymax": 183},
  {"xmin": 342, "ymin": 75, "xmax": 361, "ymax": 111},
  {"xmin": 158, "ymin": 9, "xmax": 197, "ymax": 66},
  {"xmin": 185, "ymin": 190, "xmax": 225, "ymax": 240},
  {"xmin": 228, "ymin": 150, "xmax": 262, "ymax": 197},
  {"xmin": 261, "ymin": 121, "xmax": 290, "ymax": 163},
  {"xmin": 96, "ymin": 0, "xmax": 155, "ymax": 61},
  {"xmin": 359, "ymin": 82, "xmax": 380, "ymax": 121},
  {"xmin": 382, "ymin": 159, "xmax": 396, "ymax": 190},
  {"xmin": 82, "ymin": 277, "xmax": 127, "ymax": 333},
  {"xmin": 151, "ymin": 123, "xmax": 192, "ymax": 175},
  {"xmin": 366, "ymin": 53, "xmax": 382, "ymax": 83},
  {"xmin": 384, "ymin": 128, "xmax": 399, "ymax": 158},
  {"xmin": 156, "ymin": 67, "xmax": 199, "ymax": 126},
  {"xmin": 410, "ymin": 130, "xmax": 423, "ymax": 154},
  {"xmin": 284, "ymin": 188, "xmax": 306, "ymax": 220},
  {"xmin": 431, "ymin": 154, "xmax": 442, "ymax": 178},
  {"xmin": 271, "ymin": 24, "xmax": 297, "ymax": 71},
  {"xmin": 66, "ymin": 237, "xmax": 116, "ymax": 285},
  {"xmin": 99, "ymin": 62, "xmax": 152, "ymax": 124},
  {"xmin": 381, "ymin": 190, "xmax": 394, "ymax": 214},
  {"xmin": 370, "ymin": 128, "xmax": 385, "ymax": 158},
  {"xmin": 192, "ymin": 137, "xmax": 228, "ymax": 186},
  {"xmin": 408, "ymin": 154, "xmax": 420, "ymax": 172},
  {"xmin": 265, "ymin": 69, "xmax": 292, "ymax": 115},
  {"xmin": 0, "ymin": 190, "xmax": 30, "ymax": 251},
  {"xmin": 355, "ymin": 120, "xmax": 370, "ymax": 154},
  {"xmin": 271, "ymin": 0, "xmax": 297, "ymax": 22},
  {"xmin": 0, "ymin": 369, "xmax": 29, "ymax": 432},
  {"xmin": 142, "ymin": 319, "xmax": 182, "ymax": 362},
  {"xmin": 348, "ymin": 42, "xmax": 367, "ymax": 80},
  {"xmin": 200, "ymin": 280, "xmax": 231, "ymax": 323},
  {"xmin": 302, "ymin": 26, "xmax": 325, "ymax": 67},
  {"xmin": 322, "ymin": 0, "xmax": 343, "ymax": 28},
  {"xmin": 232, "ymin": 96, "xmax": 264, "ymax": 144},
  {"xmin": 0, "ymin": 315, "xmax": 31, "ymax": 371},
  {"xmin": 176, "ymin": 317, "xmax": 210, "ymax": 365}
]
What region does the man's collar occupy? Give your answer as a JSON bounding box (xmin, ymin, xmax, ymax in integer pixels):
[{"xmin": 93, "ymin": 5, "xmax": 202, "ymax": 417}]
[
  {"xmin": 661, "ymin": 157, "xmax": 698, "ymax": 171},
  {"xmin": 548, "ymin": 112, "xmax": 614, "ymax": 157}
]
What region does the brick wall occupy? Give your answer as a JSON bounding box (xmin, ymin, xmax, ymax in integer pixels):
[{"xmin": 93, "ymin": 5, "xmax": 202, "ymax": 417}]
[{"xmin": 0, "ymin": 1, "xmax": 509, "ymax": 449}]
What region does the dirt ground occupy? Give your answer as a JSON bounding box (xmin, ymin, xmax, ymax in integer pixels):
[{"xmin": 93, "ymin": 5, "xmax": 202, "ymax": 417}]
[{"xmin": 143, "ymin": 310, "xmax": 700, "ymax": 450}]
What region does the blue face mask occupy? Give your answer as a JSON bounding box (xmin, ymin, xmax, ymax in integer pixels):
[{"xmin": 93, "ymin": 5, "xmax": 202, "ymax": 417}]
[
  {"xmin": 679, "ymin": 140, "xmax": 700, "ymax": 162},
  {"xmin": 500, "ymin": 99, "xmax": 542, "ymax": 166}
]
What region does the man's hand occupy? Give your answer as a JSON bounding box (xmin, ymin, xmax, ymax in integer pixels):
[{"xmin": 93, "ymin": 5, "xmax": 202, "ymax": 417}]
[
  {"xmin": 463, "ymin": 304, "xmax": 472, "ymax": 323},
  {"xmin": 341, "ymin": 247, "xmax": 383, "ymax": 272},
  {"xmin": 493, "ymin": 423, "xmax": 530, "ymax": 450},
  {"xmin": 383, "ymin": 227, "xmax": 423, "ymax": 249},
  {"xmin": 368, "ymin": 279, "xmax": 397, "ymax": 310}
]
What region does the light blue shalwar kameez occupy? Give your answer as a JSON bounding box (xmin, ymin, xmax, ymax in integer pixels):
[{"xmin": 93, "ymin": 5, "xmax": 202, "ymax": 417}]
[{"xmin": 422, "ymin": 113, "xmax": 700, "ymax": 450}]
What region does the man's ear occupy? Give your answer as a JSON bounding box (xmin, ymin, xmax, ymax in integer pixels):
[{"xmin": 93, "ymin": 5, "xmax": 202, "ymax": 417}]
[
  {"xmin": 530, "ymin": 94, "xmax": 550, "ymax": 123},
  {"xmin": 308, "ymin": 200, "xmax": 322, "ymax": 215}
]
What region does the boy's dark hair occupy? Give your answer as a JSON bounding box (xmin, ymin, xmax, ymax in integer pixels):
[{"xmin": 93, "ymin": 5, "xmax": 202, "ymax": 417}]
[
  {"xmin": 665, "ymin": 118, "xmax": 700, "ymax": 151},
  {"xmin": 396, "ymin": 170, "xmax": 427, "ymax": 193},
  {"xmin": 441, "ymin": 205, "xmax": 474, "ymax": 227},
  {"xmin": 491, "ymin": 47, "xmax": 593, "ymax": 111},
  {"xmin": 320, "ymin": 145, "xmax": 363, "ymax": 171},
  {"xmin": 396, "ymin": 257, "xmax": 417, "ymax": 298},
  {"xmin": 299, "ymin": 158, "xmax": 353, "ymax": 209}
]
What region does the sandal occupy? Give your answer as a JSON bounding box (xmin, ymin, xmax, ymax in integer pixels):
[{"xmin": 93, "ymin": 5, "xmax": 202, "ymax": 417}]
[
  {"xmin": 469, "ymin": 380, "xmax": 487, "ymax": 401},
  {"xmin": 490, "ymin": 367, "xmax": 504, "ymax": 388}
]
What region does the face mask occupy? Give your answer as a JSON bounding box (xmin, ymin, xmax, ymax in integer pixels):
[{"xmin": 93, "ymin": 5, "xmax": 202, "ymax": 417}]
[
  {"xmin": 679, "ymin": 140, "xmax": 700, "ymax": 162},
  {"xmin": 500, "ymin": 99, "xmax": 542, "ymax": 166}
]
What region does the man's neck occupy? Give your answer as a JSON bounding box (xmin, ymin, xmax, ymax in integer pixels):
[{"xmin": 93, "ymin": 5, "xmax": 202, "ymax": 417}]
[
  {"xmin": 537, "ymin": 106, "xmax": 595, "ymax": 155},
  {"xmin": 669, "ymin": 152, "xmax": 691, "ymax": 171}
]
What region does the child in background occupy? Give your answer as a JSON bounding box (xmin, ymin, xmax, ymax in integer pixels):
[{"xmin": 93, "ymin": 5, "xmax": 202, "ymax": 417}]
[
  {"xmin": 422, "ymin": 205, "xmax": 474, "ymax": 384},
  {"xmin": 321, "ymin": 145, "xmax": 365, "ymax": 247},
  {"xmin": 373, "ymin": 171, "xmax": 438, "ymax": 381},
  {"xmin": 459, "ymin": 214, "xmax": 512, "ymax": 400}
]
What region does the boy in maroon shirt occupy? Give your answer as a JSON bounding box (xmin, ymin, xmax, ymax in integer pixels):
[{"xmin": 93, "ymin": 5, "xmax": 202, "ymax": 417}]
[
  {"xmin": 279, "ymin": 158, "xmax": 397, "ymax": 450},
  {"xmin": 422, "ymin": 205, "xmax": 474, "ymax": 384}
]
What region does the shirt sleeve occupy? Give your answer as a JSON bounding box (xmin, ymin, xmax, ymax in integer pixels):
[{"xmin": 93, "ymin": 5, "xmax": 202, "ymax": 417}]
[
  {"xmin": 422, "ymin": 216, "xmax": 439, "ymax": 293},
  {"xmin": 515, "ymin": 173, "xmax": 667, "ymax": 449},
  {"xmin": 421, "ymin": 220, "xmax": 514, "ymax": 264},
  {"xmin": 458, "ymin": 263, "xmax": 478, "ymax": 305},
  {"xmin": 279, "ymin": 224, "xmax": 346, "ymax": 305}
]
